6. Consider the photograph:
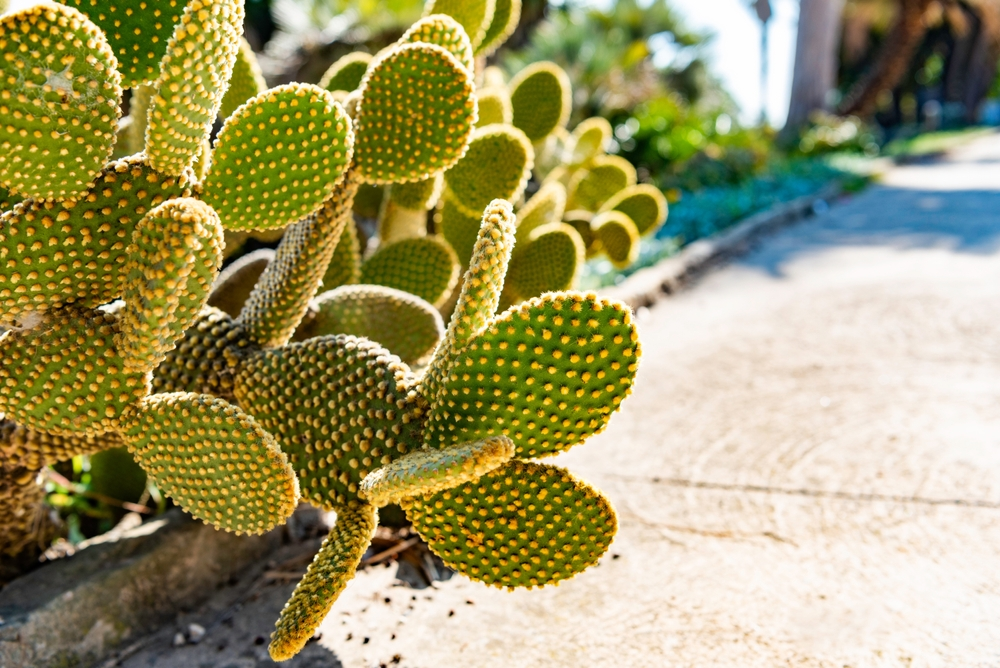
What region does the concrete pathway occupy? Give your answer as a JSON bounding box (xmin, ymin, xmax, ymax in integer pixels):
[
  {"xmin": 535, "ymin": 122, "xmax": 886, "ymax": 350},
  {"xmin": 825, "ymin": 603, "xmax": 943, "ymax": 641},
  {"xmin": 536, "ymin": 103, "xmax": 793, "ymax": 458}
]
[{"xmin": 123, "ymin": 136, "xmax": 1000, "ymax": 668}]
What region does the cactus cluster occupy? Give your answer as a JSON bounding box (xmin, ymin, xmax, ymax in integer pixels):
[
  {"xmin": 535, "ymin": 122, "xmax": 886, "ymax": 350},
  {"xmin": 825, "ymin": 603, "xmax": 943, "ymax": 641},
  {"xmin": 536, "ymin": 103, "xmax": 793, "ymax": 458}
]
[{"xmin": 0, "ymin": 0, "xmax": 645, "ymax": 662}]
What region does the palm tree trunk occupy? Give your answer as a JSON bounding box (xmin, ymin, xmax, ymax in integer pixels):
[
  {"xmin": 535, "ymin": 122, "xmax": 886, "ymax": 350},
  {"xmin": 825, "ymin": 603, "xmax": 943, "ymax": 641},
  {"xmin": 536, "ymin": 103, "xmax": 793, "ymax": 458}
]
[{"xmin": 783, "ymin": 0, "xmax": 846, "ymax": 136}]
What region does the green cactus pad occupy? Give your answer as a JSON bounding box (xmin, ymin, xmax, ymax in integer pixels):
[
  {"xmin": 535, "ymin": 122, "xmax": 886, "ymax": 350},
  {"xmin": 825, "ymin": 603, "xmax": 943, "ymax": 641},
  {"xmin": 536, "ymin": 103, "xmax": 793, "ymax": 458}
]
[
  {"xmin": 425, "ymin": 291, "xmax": 640, "ymax": 457},
  {"xmin": 125, "ymin": 84, "xmax": 155, "ymax": 156},
  {"xmin": 354, "ymin": 43, "xmax": 477, "ymax": 184},
  {"xmin": 0, "ymin": 4, "xmax": 122, "ymax": 201},
  {"xmin": 238, "ymin": 174, "xmax": 360, "ymax": 348},
  {"xmin": 0, "ymin": 186, "xmax": 23, "ymax": 213},
  {"xmin": 219, "ymin": 38, "xmax": 268, "ymax": 121},
  {"xmin": 443, "ymin": 124, "xmax": 533, "ymax": 218},
  {"xmin": 208, "ymin": 249, "xmax": 275, "ymax": 318},
  {"xmin": 379, "ymin": 176, "xmax": 441, "ymax": 243},
  {"xmin": 476, "ymin": 0, "xmax": 521, "ymax": 57},
  {"xmin": 352, "ymin": 183, "xmax": 385, "ymax": 220},
  {"xmin": 567, "ymin": 156, "xmax": 637, "ymax": 212},
  {"xmin": 235, "ymin": 336, "xmax": 427, "ymax": 509},
  {"xmin": 592, "ymin": 210, "xmax": 639, "ymax": 269},
  {"xmin": 569, "ymin": 117, "xmax": 612, "ymax": 166},
  {"xmin": 322, "ymin": 214, "xmax": 363, "ymax": 290},
  {"xmin": 422, "ymin": 200, "xmax": 516, "ymax": 401},
  {"xmin": 403, "ymin": 460, "xmax": 617, "ymax": 588},
  {"xmin": 505, "ymin": 223, "xmax": 583, "ymax": 304},
  {"xmin": 203, "ymin": 84, "xmax": 354, "ymax": 232},
  {"xmin": 515, "ymin": 181, "xmax": 567, "ymax": 242},
  {"xmin": 25, "ymin": 424, "xmax": 124, "ymax": 464},
  {"xmin": 564, "ymin": 209, "xmax": 596, "ymax": 252},
  {"xmin": 152, "ymin": 306, "xmax": 249, "ymax": 400},
  {"xmin": 0, "ymin": 155, "xmax": 194, "ymax": 325},
  {"xmin": 423, "ymin": 0, "xmax": 496, "ymax": 50},
  {"xmin": 62, "ymin": 0, "xmax": 187, "ymax": 89},
  {"xmin": 122, "ymin": 392, "xmax": 299, "ymax": 535},
  {"xmin": 0, "ymin": 307, "xmax": 148, "ymax": 436},
  {"xmin": 438, "ymin": 197, "xmax": 482, "ymax": 267},
  {"xmin": 269, "ymin": 504, "xmax": 377, "ymax": 662},
  {"xmin": 146, "ymin": 0, "xmax": 243, "ymax": 176},
  {"xmin": 360, "ymin": 236, "xmax": 459, "ymax": 308},
  {"xmin": 118, "ymin": 199, "xmax": 224, "ymax": 374},
  {"xmin": 475, "ymin": 87, "xmax": 513, "ymax": 127},
  {"xmin": 401, "ymin": 15, "xmax": 474, "ymax": 73},
  {"xmin": 319, "ymin": 52, "xmax": 373, "ymax": 93},
  {"xmin": 360, "ymin": 435, "xmax": 514, "ymax": 507},
  {"xmin": 509, "ymin": 62, "xmax": 572, "ymax": 143},
  {"xmin": 295, "ymin": 284, "xmax": 444, "ymax": 367},
  {"xmin": 600, "ymin": 184, "xmax": 668, "ymax": 237}
]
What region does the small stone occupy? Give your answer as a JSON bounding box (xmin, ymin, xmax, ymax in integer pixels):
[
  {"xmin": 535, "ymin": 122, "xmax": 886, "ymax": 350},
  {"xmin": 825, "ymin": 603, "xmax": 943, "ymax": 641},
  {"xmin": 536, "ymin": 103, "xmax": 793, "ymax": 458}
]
[
  {"xmin": 173, "ymin": 632, "xmax": 186, "ymax": 647},
  {"xmin": 188, "ymin": 623, "xmax": 206, "ymax": 643}
]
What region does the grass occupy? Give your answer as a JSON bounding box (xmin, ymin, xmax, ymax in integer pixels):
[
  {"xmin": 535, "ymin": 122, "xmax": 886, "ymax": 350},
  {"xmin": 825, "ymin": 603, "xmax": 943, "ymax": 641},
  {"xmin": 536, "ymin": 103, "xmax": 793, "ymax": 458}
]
[{"xmin": 882, "ymin": 127, "xmax": 996, "ymax": 159}]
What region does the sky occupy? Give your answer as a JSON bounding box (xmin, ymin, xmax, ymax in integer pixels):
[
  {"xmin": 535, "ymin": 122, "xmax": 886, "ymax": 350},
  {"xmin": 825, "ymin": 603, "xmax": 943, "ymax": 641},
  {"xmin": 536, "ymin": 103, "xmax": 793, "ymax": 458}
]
[{"xmin": 586, "ymin": 0, "xmax": 800, "ymax": 126}]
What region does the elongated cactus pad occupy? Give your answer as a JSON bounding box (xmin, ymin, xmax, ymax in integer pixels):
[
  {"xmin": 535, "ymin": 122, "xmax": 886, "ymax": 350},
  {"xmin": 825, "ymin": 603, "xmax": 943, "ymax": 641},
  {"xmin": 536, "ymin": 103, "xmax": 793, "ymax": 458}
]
[
  {"xmin": 569, "ymin": 117, "xmax": 612, "ymax": 167},
  {"xmin": 152, "ymin": 306, "xmax": 249, "ymax": 399},
  {"xmin": 118, "ymin": 199, "xmax": 223, "ymax": 374},
  {"xmin": 208, "ymin": 249, "xmax": 276, "ymax": 317},
  {"xmin": 294, "ymin": 285, "xmax": 444, "ymax": 367},
  {"xmin": 378, "ymin": 176, "xmax": 441, "ymax": 243},
  {"xmin": 125, "ymin": 84, "xmax": 155, "ymax": 156},
  {"xmin": 0, "ymin": 4, "xmax": 122, "ymax": 201},
  {"xmin": 319, "ymin": 52, "xmax": 373, "ymax": 93},
  {"xmin": 505, "ymin": 223, "xmax": 583, "ymax": 304},
  {"xmin": 146, "ymin": 0, "xmax": 243, "ymax": 176},
  {"xmin": 564, "ymin": 209, "xmax": 596, "ymax": 252},
  {"xmin": 600, "ymin": 184, "xmax": 668, "ymax": 237},
  {"xmin": 269, "ymin": 504, "xmax": 377, "ymax": 662},
  {"xmin": 403, "ymin": 460, "xmax": 617, "ymax": 588},
  {"xmin": 439, "ymin": 197, "xmax": 483, "ymax": 267},
  {"xmin": 0, "ymin": 155, "xmax": 194, "ymax": 325},
  {"xmin": 360, "ymin": 435, "xmax": 514, "ymax": 507},
  {"xmin": 0, "ymin": 307, "xmax": 148, "ymax": 436},
  {"xmin": 509, "ymin": 62, "xmax": 572, "ymax": 143},
  {"xmin": 354, "ymin": 43, "xmax": 477, "ymax": 184},
  {"xmin": 401, "ymin": 15, "xmax": 474, "ymax": 73},
  {"xmin": 515, "ymin": 181, "xmax": 567, "ymax": 242},
  {"xmin": 425, "ymin": 292, "xmax": 640, "ymax": 457},
  {"xmin": 203, "ymin": 84, "xmax": 354, "ymax": 232},
  {"xmin": 238, "ymin": 174, "xmax": 359, "ymax": 348},
  {"xmin": 444, "ymin": 124, "xmax": 533, "ymax": 218},
  {"xmin": 62, "ymin": 0, "xmax": 187, "ymax": 89},
  {"xmin": 567, "ymin": 156, "xmax": 637, "ymax": 212},
  {"xmin": 477, "ymin": 0, "xmax": 521, "ymax": 57},
  {"xmin": 219, "ymin": 38, "xmax": 268, "ymax": 120},
  {"xmin": 235, "ymin": 336, "xmax": 426, "ymax": 509},
  {"xmin": 322, "ymin": 214, "xmax": 363, "ymax": 290},
  {"xmin": 592, "ymin": 210, "xmax": 639, "ymax": 269},
  {"xmin": 423, "ymin": 0, "xmax": 496, "ymax": 50},
  {"xmin": 360, "ymin": 236, "xmax": 459, "ymax": 308},
  {"xmin": 122, "ymin": 392, "xmax": 299, "ymax": 535}
]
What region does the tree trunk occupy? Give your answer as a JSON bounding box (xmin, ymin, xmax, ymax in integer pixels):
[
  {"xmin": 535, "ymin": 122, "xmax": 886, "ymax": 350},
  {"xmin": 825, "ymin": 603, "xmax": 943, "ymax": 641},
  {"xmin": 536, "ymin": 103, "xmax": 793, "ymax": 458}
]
[
  {"xmin": 837, "ymin": 0, "xmax": 935, "ymax": 117},
  {"xmin": 783, "ymin": 0, "xmax": 846, "ymax": 136}
]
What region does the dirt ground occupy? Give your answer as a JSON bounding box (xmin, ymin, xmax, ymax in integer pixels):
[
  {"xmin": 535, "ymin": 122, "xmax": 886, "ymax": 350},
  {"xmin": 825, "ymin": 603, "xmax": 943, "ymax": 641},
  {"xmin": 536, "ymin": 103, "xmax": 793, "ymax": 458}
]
[{"xmin": 116, "ymin": 136, "xmax": 1000, "ymax": 668}]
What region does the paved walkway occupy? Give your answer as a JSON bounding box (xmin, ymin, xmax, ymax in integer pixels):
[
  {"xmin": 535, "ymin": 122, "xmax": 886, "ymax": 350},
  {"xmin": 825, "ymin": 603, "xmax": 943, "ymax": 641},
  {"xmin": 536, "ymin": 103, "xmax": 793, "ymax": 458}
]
[{"xmin": 125, "ymin": 136, "xmax": 1000, "ymax": 667}]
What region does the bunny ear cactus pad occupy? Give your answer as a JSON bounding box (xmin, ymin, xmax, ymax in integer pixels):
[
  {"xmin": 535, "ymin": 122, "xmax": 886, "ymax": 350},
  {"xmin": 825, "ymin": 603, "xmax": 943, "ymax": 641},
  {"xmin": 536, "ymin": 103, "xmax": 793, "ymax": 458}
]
[
  {"xmin": 319, "ymin": 52, "xmax": 373, "ymax": 94},
  {"xmin": 423, "ymin": 0, "xmax": 496, "ymax": 51},
  {"xmin": 269, "ymin": 504, "xmax": 377, "ymax": 662},
  {"xmin": 439, "ymin": 197, "xmax": 483, "ymax": 267},
  {"xmin": 509, "ymin": 62, "xmax": 572, "ymax": 144},
  {"xmin": 61, "ymin": 0, "xmax": 187, "ymax": 89},
  {"xmin": 600, "ymin": 184, "xmax": 668, "ymax": 237},
  {"xmin": 322, "ymin": 214, "xmax": 363, "ymax": 290},
  {"xmin": 567, "ymin": 156, "xmax": 637, "ymax": 212},
  {"xmin": 353, "ymin": 43, "xmax": 477, "ymax": 184},
  {"xmin": 401, "ymin": 15, "xmax": 474, "ymax": 73},
  {"xmin": 208, "ymin": 248, "xmax": 275, "ymax": 317},
  {"xmin": 444, "ymin": 124, "xmax": 533, "ymax": 218},
  {"xmin": 219, "ymin": 38, "xmax": 268, "ymax": 121},
  {"xmin": 0, "ymin": 4, "xmax": 122, "ymax": 201},
  {"xmin": 515, "ymin": 181, "xmax": 567, "ymax": 242},
  {"xmin": 425, "ymin": 292, "xmax": 640, "ymax": 458},
  {"xmin": 505, "ymin": 223, "xmax": 583, "ymax": 304},
  {"xmin": 0, "ymin": 154, "xmax": 194, "ymax": 325},
  {"xmin": 475, "ymin": 87, "xmax": 513, "ymax": 127},
  {"xmin": 202, "ymin": 84, "xmax": 354, "ymax": 232},
  {"xmin": 0, "ymin": 308, "xmax": 148, "ymax": 436},
  {"xmin": 403, "ymin": 460, "xmax": 617, "ymax": 588},
  {"xmin": 592, "ymin": 210, "xmax": 639, "ymax": 269},
  {"xmin": 234, "ymin": 336, "xmax": 427, "ymax": 510},
  {"xmin": 476, "ymin": 0, "xmax": 521, "ymax": 57},
  {"xmin": 360, "ymin": 236, "xmax": 460, "ymax": 308},
  {"xmin": 569, "ymin": 117, "xmax": 612, "ymax": 167},
  {"xmin": 296, "ymin": 284, "xmax": 444, "ymax": 367},
  {"xmin": 146, "ymin": 0, "xmax": 243, "ymax": 176},
  {"xmin": 121, "ymin": 392, "xmax": 299, "ymax": 535}
]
